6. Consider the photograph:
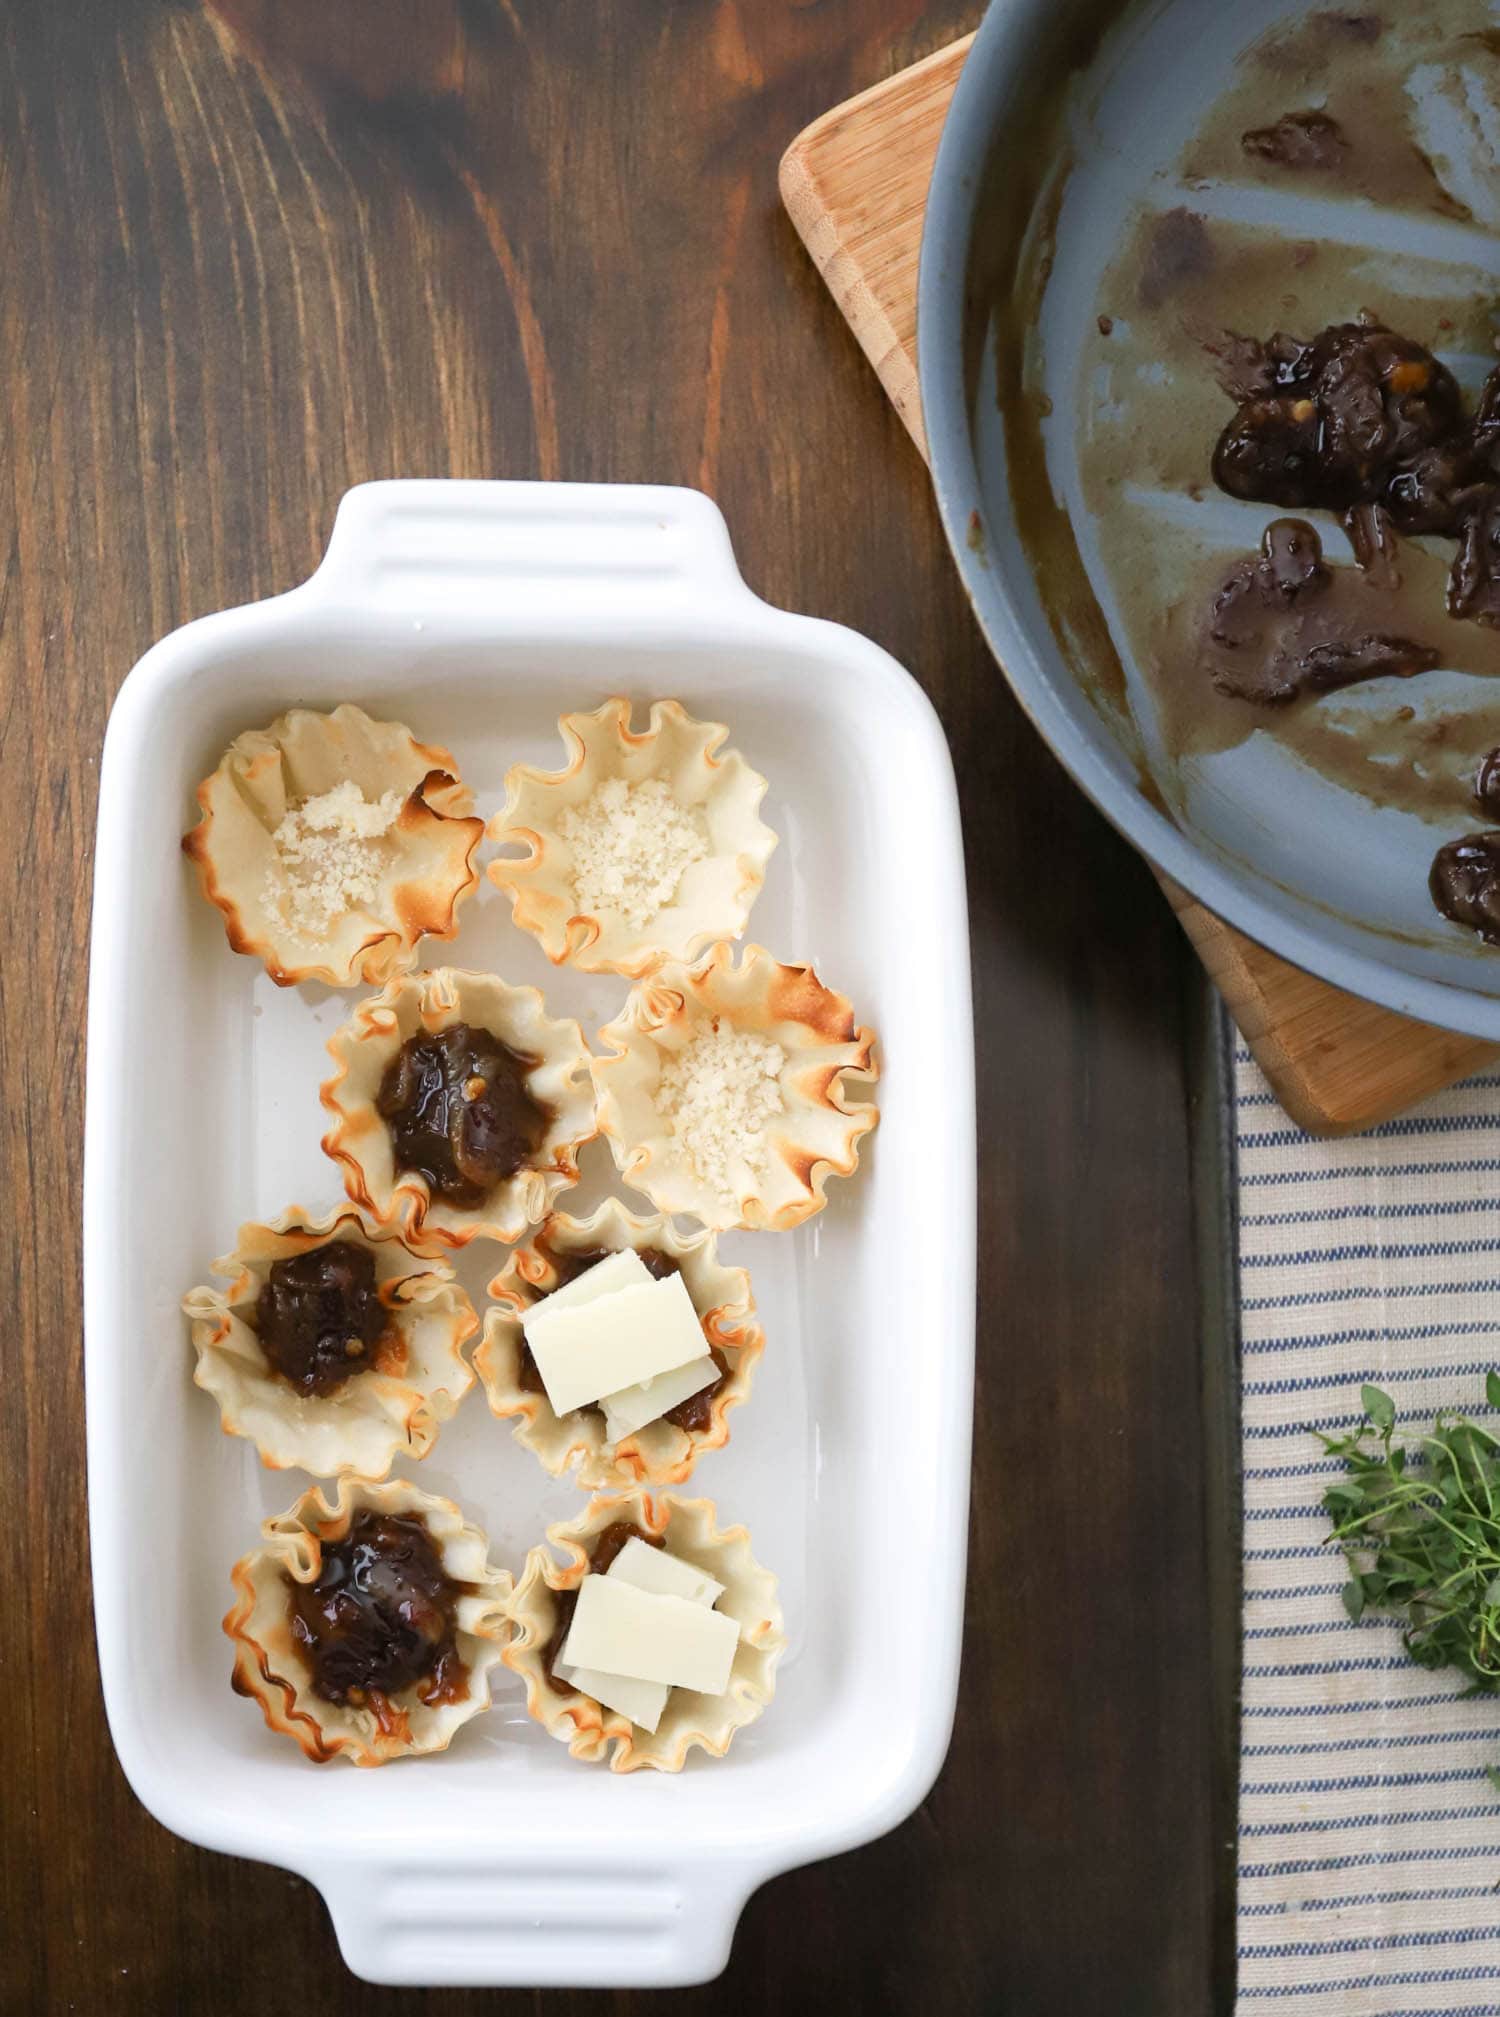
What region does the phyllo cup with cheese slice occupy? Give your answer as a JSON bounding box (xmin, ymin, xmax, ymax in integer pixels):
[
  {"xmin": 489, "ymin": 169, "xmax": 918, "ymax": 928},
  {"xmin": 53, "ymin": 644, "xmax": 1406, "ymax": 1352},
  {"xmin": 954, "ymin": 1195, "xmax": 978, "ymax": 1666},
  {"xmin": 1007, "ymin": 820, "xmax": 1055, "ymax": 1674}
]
[
  {"xmin": 486, "ymin": 696, "xmax": 778, "ymax": 979},
  {"xmin": 182, "ymin": 704, "xmax": 484, "ymax": 988},
  {"xmin": 475, "ymin": 1200, "xmax": 763, "ymax": 1488},
  {"xmin": 504, "ymin": 1490, "xmax": 784, "ymax": 1772},
  {"xmin": 320, "ymin": 966, "xmax": 597, "ymax": 1250},
  {"xmin": 225, "ymin": 1477, "xmax": 512, "ymax": 1766},
  {"xmin": 592, "ymin": 940, "xmax": 879, "ymax": 1232},
  {"xmin": 183, "ymin": 1204, "xmax": 477, "ymax": 1478}
]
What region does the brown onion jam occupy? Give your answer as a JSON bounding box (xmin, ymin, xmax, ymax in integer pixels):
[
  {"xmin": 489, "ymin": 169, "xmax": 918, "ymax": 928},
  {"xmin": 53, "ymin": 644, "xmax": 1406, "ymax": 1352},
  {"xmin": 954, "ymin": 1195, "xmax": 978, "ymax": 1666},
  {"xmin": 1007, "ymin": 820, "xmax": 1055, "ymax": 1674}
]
[
  {"xmin": 286, "ymin": 1509, "xmax": 469, "ymax": 1711},
  {"xmin": 376, "ymin": 1022, "xmax": 550, "ymax": 1207},
  {"xmin": 254, "ymin": 1240, "xmax": 390, "ymax": 1397}
]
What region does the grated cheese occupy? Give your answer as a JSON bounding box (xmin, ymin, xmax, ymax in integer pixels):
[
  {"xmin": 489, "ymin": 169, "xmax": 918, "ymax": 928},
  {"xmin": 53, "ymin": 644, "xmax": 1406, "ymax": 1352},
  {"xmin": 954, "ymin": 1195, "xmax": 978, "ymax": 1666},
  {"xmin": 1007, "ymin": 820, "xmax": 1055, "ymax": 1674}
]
[
  {"xmin": 557, "ymin": 776, "xmax": 709, "ymax": 930},
  {"xmin": 655, "ymin": 1022, "xmax": 785, "ymax": 1205},
  {"xmin": 263, "ymin": 780, "xmax": 405, "ymax": 937}
]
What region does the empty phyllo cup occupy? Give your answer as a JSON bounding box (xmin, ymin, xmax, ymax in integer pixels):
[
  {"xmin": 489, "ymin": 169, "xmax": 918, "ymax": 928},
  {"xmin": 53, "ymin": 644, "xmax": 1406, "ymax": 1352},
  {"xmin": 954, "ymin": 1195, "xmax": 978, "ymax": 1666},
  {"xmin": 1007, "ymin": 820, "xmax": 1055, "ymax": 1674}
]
[
  {"xmin": 320, "ymin": 966, "xmax": 597, "ymax": 1250},
  {"xmin": 504, "ymin": 1489, "xmax": 784, "ymax": 1772},
  {"xmin": 224, "ymin": 1477, "xmax": 512, "ymax": 1766},
  {"xmin": 182, "ymin": 703, "xmax": 483, "ymax": 988},
  {"xmin": 486, "ymin": 696, "xmax": 777, "ymax": 978},
  {"xmin": 592, "ymin": 941, "xmax": 878, "ymax": 1231},
  {"xmin": 183, "ymin": 1204, "xmax": 477, "ymax": 1478},
  {"xmin": 475, "ymin": 1198, "xmax": 763, "ymax": 1489}
]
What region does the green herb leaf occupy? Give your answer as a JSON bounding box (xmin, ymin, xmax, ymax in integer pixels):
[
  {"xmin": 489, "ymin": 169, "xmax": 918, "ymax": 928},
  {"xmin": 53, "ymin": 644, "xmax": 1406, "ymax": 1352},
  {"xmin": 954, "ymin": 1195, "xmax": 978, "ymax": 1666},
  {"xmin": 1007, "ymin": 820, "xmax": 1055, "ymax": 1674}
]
[
  {"xmin": 1362, "ymin": 1384, "xmax": 1397, "ymax": 1433},
  {"xmin": 1487, "ymin": 1371, "xmax": 1500, "ymax": 1412},
  {"xmin": 1318, "ymin": 1374, "xmax": 1500, "ymax": 1693},
  {"xmin": 1324, "ymin": 1484, "xmax": 1366, "ymax": 1511},
  {"xmin": 1486, "ymin": 1764, "xmax": 1500, "ymax": 1798}
]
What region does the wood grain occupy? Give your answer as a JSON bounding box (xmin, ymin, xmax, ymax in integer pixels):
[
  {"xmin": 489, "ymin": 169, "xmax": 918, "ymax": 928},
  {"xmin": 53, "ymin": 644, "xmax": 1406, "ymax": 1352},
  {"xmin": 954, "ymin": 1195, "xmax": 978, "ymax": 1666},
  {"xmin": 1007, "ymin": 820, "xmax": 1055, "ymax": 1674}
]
[
  {"xmin": 778, "ymin": 35, "xmax": 971, "ymax": 454},
  {"xmin": 780, "ymin": 38, "xmax": 1500, "ymax": 1133},
  {"xmin": 1162, "ymin": 884, "xmax": 1500, "ymax": 1132},
  {"xmin": 3, "ymin": 2, "xmax": 1224, "ymax": 2010}
]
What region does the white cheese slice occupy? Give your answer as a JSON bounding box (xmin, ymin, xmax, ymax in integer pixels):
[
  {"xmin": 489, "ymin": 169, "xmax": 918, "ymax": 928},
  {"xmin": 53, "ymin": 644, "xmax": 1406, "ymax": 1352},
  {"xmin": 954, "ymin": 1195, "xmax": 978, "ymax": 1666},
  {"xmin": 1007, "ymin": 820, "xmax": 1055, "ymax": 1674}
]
[
  {"xmin": 524, "ymin": 1247, "xmax": 650, "ymax": 1321},
  {"xmin": 557, "ymin": 1660, "xmax": 668, "ymax": 1732},
  {"xmin": 608, "ymin": 1536, "xmax": 725, "ymax": 1608},
  {"xmin": 523, "ymin": 1270, "xmax": 708, "ymax": 1418},
  {"xmin": 560, "ymin": 1575, "xmax": 739, "ymax": 1696},
  {"xmin": 602, "ymin": 1354, "xmax": 719, "ymax": 1442},
  {"xmin": 558, "ymin": 1540, "xmax": 724, "ymax": 1732}
]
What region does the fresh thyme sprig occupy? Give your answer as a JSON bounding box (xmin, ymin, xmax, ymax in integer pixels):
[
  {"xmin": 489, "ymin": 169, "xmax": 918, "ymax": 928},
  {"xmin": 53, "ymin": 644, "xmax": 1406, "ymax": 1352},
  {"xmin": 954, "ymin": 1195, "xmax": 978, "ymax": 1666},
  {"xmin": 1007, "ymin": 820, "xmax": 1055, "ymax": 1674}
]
[{"xmin": 1319, "ymin": 1373, "xmax": 1500, "ymax": 1694}]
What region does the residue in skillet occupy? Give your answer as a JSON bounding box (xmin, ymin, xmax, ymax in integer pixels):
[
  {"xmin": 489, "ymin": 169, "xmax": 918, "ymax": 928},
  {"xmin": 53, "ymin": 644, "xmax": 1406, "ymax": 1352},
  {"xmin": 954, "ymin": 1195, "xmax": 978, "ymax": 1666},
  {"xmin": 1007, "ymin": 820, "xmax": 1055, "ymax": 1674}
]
[{"xmin": 1039, "ymin": 0, "xmax": 1500, "ymax": 939}]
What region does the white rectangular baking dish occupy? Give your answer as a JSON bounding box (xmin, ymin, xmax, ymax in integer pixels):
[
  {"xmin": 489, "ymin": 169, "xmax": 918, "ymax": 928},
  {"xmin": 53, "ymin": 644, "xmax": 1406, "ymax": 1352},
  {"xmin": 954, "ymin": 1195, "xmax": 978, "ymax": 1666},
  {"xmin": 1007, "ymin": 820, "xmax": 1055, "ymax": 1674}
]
[{"xmin": 83, "ymin": 479, "xmax": 975, "ymax": 1988}]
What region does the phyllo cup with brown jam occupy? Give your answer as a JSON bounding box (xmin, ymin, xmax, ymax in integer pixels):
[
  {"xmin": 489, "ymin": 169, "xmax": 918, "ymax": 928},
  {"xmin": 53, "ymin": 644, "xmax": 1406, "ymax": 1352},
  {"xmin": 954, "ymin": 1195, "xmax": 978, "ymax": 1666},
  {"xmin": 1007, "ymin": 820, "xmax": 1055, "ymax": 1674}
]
[
  {"xmin": 183, "ymin": 1204, "xmax": 476, "ymax": 1478},
  {"xmin": 225, "ymin": 1478, "xmax": 512, "ymax": 1766},
  {"xmin": 321, "ymin": 966, "xmax": 597, "ymax": 1250}
]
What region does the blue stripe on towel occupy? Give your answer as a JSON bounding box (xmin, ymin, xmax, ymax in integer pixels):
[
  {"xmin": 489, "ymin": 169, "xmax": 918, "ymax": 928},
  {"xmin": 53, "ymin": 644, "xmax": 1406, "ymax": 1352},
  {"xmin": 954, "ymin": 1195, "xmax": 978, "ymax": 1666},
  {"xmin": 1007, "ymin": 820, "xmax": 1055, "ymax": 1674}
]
[
  {"xmin": 1243, "ymin": 1197, "xmax": 1500, "ymax": 1227},
  {"xmin": 1243, "ymin": 1237, "xmax": 1500, "ymax": 1267},
  {"xmin": 1241, "ymin": 1158, "xmax": 1500, "ymax": 1188},
  {"xmin": 1242, "ymin": 1885, "xmax": 1500, "ymax": 1913},
  {"xmin": 1244, "ymin": 1730, "xmax": 1500, "ymax": 1758},
  {"xmin": 1240, "ymin": 1972, "xmax": 1500, "ymax": 2001},
  {"xmin": 1239, "ymin": 1113, "xmax": 1500, "ymax": 1150},
  {"xmin": 1245, "ymin": 1320, "xmax": 1500, "ymax": 1355}
]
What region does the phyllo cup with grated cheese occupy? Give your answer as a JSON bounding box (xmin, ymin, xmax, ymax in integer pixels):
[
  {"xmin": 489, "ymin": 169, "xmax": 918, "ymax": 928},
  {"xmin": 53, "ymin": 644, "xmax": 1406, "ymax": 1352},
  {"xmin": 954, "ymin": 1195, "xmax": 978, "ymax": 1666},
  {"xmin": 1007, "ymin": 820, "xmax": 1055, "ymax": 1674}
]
[
  {"xmin": 321, "ymin": 967, "xmax": 598, "ymax": 1251},
  {"xmin": 592, "ymin": 941, "xmax": 879, "ymax": 1232},
  {"xmin": 183, "ymin": 1204, "xmax": 477, "ymax": 1479},
  {"xmin": 504, "ymin": 1489, "xmax": 785, "ymax": 1772},
  {"xmin": 183, "ymin": 703, "xmax": 484, "ymax": 988},
  {"xmin": 225, "ymin": 1477, "xmax": 512, "ymax": 1766},
  {"xmin": 475, "ymin": 1200, "xmax": 763, "ymax": 1488},
  {"xmin": 486, "ymin": 696, "xmax": 778, "ymax": 978}
]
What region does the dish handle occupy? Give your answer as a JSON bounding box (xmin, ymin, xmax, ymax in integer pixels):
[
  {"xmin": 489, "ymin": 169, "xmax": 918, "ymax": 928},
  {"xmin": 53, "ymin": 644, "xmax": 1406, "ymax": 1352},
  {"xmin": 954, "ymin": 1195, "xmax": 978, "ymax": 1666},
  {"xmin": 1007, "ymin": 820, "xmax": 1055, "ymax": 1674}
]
[
  {"xmin": 311, "ymin": 1850, "xmax": 762, "ymax": 1989},
  {"xmin": 303, "ymin": 478, "xmax": 756, "ymax": 617}
]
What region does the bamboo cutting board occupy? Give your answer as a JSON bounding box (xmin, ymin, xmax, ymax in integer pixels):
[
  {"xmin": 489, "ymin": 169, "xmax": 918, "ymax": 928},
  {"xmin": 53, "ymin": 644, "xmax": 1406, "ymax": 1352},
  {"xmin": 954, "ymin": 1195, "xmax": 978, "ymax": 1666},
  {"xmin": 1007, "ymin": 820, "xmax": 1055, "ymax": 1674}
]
[{"xmin": 779, "ymin": 35, "xmax": 1498, "ymax": 1135}]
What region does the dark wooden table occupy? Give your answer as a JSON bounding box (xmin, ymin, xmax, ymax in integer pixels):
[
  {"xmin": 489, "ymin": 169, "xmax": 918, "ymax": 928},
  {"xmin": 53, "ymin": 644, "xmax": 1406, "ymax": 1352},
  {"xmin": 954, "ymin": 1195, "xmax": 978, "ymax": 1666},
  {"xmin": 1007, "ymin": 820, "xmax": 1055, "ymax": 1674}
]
[{"xmin": 1, "ymin": 2, "xmax": 1236, "ymax": 2009}]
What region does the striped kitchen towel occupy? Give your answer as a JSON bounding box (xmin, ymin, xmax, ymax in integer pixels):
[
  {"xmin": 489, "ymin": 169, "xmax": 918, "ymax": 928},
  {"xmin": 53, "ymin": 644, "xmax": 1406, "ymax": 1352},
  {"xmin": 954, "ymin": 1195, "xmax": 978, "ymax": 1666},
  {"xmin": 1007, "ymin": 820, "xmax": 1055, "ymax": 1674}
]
[{"xmin": 1236, "ymin": 1045, "xmax": 1500, "ymax": 2015}]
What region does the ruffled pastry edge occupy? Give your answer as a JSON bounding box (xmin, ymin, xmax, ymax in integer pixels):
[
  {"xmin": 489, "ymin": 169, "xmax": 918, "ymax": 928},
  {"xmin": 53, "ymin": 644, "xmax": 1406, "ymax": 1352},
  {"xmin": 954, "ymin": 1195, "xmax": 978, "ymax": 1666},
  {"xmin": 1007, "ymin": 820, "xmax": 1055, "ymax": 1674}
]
[
  {"xmin": 182, "ymin": 703, "xmax": 483, "ymax": 988},
  {"xmin": 183, "ymin": 1203, "xmax": 477, "ymax": 1478},
  {"xmin": 592, "ymin": 941, "xmax": 878, "ymax": 1231},
  {"xmin": 320, "ymin": 966, "xmax": 598, "ymax": 1250},
  {"xmin": 224, "ymin": 1476, "xmax": 512, "ymax": 1766},
  {"xmin": 503, "ymin": 1489, "xmax": 784, "ymax": 1772},
  {"xmin": 486, "ymin": 696, "xmax": 777, "ymax": 978},
  {"xmin": 474, "ymin": 1198, "xmax": 762, "ymax": 1488}
]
